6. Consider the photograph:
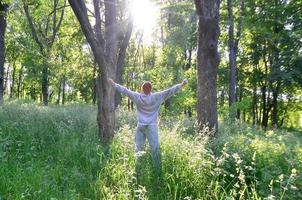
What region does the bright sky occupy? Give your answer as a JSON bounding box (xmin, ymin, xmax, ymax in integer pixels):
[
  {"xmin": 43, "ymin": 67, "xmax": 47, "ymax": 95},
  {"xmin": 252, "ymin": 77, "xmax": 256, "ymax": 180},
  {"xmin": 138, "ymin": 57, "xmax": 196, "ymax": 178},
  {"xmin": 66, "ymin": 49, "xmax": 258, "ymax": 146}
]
[
  {"xmin": 129, "ymin": 0, "xmax": 159, "ymax": 44},
  {"xmin": 87, "ymin": 0, "xmax": 159, "ymax": 44}
]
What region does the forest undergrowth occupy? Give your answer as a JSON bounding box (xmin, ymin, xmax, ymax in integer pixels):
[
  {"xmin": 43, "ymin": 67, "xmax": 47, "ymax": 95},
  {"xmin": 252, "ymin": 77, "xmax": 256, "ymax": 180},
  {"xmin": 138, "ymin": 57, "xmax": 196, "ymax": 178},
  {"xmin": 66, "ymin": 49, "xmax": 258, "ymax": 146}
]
[{"xmin": 0, "ymin": 102, "xmax": 301, "ymax": 199}]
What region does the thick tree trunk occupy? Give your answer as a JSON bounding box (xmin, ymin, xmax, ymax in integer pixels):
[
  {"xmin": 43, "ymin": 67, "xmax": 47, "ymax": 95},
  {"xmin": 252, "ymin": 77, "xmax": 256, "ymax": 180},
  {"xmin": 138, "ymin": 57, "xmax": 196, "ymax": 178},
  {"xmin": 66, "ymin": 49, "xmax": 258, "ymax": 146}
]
[
  {"xmin": 69, "ymin": 0, "xmax": 132, "ymax": 141},
  {"xmin": 0, "ymin": 3, "xmax": 8, "ymax": 105},
  {"xmin": 194, "ymin": 0, "xmax": 220, "ymax": 134}
]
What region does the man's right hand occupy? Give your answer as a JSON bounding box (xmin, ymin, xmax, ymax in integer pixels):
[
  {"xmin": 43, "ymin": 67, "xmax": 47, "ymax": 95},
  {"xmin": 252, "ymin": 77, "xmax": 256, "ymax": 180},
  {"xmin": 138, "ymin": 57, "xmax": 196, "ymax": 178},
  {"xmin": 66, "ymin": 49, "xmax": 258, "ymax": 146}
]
[{"xmin": 108, "ymin": 78, "xmax": 115, "ymax": 85}]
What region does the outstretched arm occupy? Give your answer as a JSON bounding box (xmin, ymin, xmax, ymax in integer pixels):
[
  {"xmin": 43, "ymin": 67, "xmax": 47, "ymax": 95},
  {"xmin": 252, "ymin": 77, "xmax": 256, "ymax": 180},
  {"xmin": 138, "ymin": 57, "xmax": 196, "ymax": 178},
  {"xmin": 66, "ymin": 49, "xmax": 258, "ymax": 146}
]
[
  {"xmin": 109, "ymin": 78, "xmax": 139, "ymax": 102},
  {"xmin": 157, "ymin": 79, "xmax": 187, "ymax": 102}
]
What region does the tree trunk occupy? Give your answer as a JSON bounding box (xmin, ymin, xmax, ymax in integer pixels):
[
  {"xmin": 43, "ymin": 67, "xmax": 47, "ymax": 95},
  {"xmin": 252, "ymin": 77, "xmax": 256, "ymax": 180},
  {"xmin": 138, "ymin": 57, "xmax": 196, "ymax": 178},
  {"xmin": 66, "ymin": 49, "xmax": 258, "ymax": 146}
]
[
  {"xmin": 17, "ymin": 65, "xmax": 23, "ymax": 99},
  {"xmin": 57, "ymin": 79, "xmax": 61, "ymax": 104},
  {"xmin": 194, "ymin": 0, "xmax": 220, "ymax": 134},
  {"xmin": 42, "ymin": 64, "xmax": 49, "ymax": 105},
  {"xmin": 236, "ymin": 86, "xmax": 243, "ymax": 120},
  {"xmin": 0, "ymin": 3, "xmax": 8, "ymax": 105},
  {"xmin": 261, "ymin": 86, "xmax": 268, "ymax": 128},
  {"xmin": 62, "ymin": 76, "xmax": 66, "ymax": 105},
  {"xmin": 30, "ymin": 87, "xmax": 36, "ymax": 101},
  {"xmin": 69, "ymin": 0, "xmax": 132, "ymax": 141},
  {"xmin": 92, "ymin": 62, "xmax": 97, "ymax": 104},
  {"xmin": 252, "ymin": 85, "xmax": 257, "ymax": 125},
  {"xmin": 220, "ymin": 88, "xmax": 225, "ymax": 107},
  {"xmin": 272, "ymin": 82, "xmax": 280, "ymax": 128},
  {"xmin": 227, "ymin": 0, "xmax": 236, "ymax": 110},
  {"xmin": 3, "ymin": 64, "xmax": 9, "ymax": 95},
  {"xmin": 23, "ymin": 0, "xmax": 65, "ymax": 106},
  {"xmin": 227, "ymin": 0, "xmax": 244, "ymax": 119},
  {"xmin": 10, "ymin": 63, "xmax": 16, "ymax": 99}
]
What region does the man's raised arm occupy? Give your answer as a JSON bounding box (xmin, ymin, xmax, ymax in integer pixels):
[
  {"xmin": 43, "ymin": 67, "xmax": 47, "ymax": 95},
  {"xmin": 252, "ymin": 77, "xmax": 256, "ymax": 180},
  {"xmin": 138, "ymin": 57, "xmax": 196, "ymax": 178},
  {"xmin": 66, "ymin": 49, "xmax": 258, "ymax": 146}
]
[
  {"xmin": 109, "ymin": 78, "xmax": 139, "ymax": 102},
  {"xmin": 157, "ymin": 79, "xmax": 187, "ymax": 102}
]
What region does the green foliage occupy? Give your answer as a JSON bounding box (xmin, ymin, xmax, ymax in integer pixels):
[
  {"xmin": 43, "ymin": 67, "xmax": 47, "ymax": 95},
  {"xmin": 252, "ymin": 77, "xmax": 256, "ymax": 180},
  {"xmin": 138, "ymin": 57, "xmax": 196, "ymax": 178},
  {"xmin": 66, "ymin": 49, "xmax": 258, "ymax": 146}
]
[{"xmin": 0, "ymin": 103, "xmax": 301, "ymax": 199}]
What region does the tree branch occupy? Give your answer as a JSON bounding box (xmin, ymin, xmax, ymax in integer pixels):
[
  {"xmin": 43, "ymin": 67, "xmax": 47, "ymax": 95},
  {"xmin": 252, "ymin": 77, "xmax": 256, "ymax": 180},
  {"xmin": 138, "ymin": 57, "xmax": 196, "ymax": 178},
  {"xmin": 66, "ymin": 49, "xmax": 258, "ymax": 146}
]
[
  {"xmin": 52, "ymin": 0, "xmax": 66, "ymax": 44},
  {"xmin": 116, "ymin": 14, "xmax": 133, "ymax": 84},
  {"xmin": 23, "ymin": 0, "xmax": 44, "ymax": 53}
]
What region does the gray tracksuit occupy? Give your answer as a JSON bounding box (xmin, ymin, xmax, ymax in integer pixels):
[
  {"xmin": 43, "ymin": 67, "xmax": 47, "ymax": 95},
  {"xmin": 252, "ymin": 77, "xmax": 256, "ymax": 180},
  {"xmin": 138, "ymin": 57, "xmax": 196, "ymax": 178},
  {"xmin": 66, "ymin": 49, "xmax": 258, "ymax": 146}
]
[{"xmin": 114, "ymin": 83, "xmax": 182, "ymax": 167}]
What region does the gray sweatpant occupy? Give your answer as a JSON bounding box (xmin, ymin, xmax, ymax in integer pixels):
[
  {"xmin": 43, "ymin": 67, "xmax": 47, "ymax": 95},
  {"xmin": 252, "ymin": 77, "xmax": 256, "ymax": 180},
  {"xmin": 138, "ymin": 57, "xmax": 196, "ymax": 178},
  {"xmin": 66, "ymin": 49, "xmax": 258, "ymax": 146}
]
[{"xmin": 135, "ymin": 124, "xmax": 161, "ymax": 169}]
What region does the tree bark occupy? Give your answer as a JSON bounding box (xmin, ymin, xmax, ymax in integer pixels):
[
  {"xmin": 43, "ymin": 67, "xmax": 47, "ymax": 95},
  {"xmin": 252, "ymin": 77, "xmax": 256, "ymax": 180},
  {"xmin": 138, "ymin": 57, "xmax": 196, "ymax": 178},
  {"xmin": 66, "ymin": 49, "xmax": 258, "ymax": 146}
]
[
  {"xmin": 3, "ymin": 64, "xmax": 9, "ymax": 95},
  {"xmin": 194, "ymin": 0, "xmax": 221, "ymax": 134},
  {"xmin": 69, "ymin": 0, "xmax": 132, "ymax": 140},
  {"xmin": 227, "ymin": 0, "xmax": 244, "ymax": 119},
  {"xmin": 272, "ymin": 81, "xmax": 280, "ymax": 128},
  {"xmin": 220, "ymin": 88, "xmax": 225, "ymax": 107},
  {"xmin": 252, "ymin": 85, "xmax": 257, "ymax": 125},
  {"xmin": 41, "ymin": 62, "xmax": 49, "ymax": 105},
  {"xmin": 56, "ymin": 79, "xmax": 61, "ymax": 104},
  {"xmin": 227, "ymin": 0, "xmax": 236, "ymax": 110},
  {"xmin": 17, "ymin": 65, "xmax": 23, "ymax": 99},
  {"xmin": 62, "ymin": 75, "xmax": 66, "ymax": 105},
  {"xmin": 236, "ymin": 85, "xmax": 243, "ymax": 120},
  {"xmin": 261, "ymin": 85, "xmax": 268, "ymax": 128},
  {"xmin": 92, "ymin": 62, "xmax": 97, "ymax": 105},
  {"xmin": 10, "ymin": 63, "xmax": 16, "ymax": 99},
  {"xmin": 0, "ymin": 3, "xmax": 8, "ymax": 105}
]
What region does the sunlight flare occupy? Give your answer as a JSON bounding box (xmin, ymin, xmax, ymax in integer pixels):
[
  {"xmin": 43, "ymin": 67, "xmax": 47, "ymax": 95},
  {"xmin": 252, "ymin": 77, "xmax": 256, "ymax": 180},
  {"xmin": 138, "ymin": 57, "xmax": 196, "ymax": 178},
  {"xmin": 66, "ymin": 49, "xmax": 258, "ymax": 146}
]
[{"xmin": 130, "ymin": 0, "xmax": 159, "ymax": 41}]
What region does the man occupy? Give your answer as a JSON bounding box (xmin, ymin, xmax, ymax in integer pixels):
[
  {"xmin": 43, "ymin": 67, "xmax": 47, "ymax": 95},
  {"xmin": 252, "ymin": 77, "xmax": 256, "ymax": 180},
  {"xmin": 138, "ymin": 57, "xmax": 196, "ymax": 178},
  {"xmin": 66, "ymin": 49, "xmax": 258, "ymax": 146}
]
[{"xmin": 109, "ymin": 78, "xmax": 187, "ymax": 169}]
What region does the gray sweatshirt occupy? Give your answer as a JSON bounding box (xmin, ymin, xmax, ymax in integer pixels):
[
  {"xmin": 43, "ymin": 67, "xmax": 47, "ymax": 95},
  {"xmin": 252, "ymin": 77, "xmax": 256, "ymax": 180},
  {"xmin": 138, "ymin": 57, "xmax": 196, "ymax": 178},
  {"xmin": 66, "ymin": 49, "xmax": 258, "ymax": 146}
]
[{"xmin": 114, "ymin": 83, "xmax": 182, "ymax": 125}]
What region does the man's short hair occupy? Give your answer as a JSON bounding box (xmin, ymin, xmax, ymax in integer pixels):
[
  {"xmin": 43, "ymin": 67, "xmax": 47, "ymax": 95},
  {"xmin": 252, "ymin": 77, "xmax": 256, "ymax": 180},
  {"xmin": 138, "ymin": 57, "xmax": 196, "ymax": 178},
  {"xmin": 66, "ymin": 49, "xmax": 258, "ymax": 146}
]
[{"xmin": 142, "ymin": 81, "xmax": 152, "ymax": 95}]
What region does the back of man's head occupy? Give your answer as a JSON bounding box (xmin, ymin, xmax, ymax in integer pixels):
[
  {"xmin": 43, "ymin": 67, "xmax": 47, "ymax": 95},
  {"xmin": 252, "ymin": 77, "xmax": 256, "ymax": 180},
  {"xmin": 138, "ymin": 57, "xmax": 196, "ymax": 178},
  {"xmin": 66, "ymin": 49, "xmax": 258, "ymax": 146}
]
[{"xmin": 142, "ymin": 81, "xmax": 152, "ymax": 95}]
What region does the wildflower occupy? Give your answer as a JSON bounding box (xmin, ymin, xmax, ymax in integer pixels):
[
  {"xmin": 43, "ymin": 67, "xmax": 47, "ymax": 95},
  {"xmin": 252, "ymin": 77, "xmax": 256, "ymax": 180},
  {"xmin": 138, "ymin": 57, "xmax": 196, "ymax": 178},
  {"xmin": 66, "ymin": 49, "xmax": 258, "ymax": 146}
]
[
  {"xmin": 266, "ymin": 194, "xmax": 275, "ymax": 200},
  {"xmin": 232, "ymin": 153, "xmax": 243, "ymax": 165},
  {"xmin": 135, "ymin": 151, "xmax": 146, "ymax": 158},
  {"xmin": 290, "ymin": 185, "xmax": 298, "ymax": 190},
  {"xmin": 278, "ymin": 174, "xmax": 284, "ymax": 182},
  {"xmin": 269, "ymin": 179, "xmax": 274, "ymax": 192},
  {"xmin": 290, "ymin": 168, "xmax": 297, "ymax": 178},
  {"xmin": 252, "ymin": 151, "xmax": 256, "ymax": 162},
  {"xmin": 244, "ymin": 165, "xmax": 253, "ymax": 171},
  {"xmin": 239, "ymin": 169, "xmax": 246, "ymax": 185}
]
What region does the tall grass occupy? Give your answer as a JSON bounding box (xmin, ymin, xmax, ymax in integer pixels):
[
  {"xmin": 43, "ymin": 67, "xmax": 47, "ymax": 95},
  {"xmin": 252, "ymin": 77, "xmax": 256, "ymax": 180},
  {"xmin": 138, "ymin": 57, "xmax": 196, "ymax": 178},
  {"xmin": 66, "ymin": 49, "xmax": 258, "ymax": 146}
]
[{"xmin": 0, "ymin": 102, "xmax": 301, "ymax": 199}]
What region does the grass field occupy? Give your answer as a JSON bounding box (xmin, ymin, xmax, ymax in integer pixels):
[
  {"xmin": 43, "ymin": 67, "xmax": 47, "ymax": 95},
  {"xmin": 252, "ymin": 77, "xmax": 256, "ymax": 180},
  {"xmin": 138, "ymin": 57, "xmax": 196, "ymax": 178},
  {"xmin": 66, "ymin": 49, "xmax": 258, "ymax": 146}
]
[{"xmin": 0, "ymin": 102, "xmax": 301, "ymax": 199}]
